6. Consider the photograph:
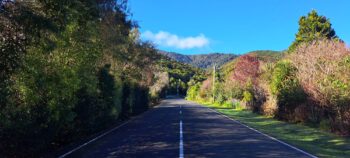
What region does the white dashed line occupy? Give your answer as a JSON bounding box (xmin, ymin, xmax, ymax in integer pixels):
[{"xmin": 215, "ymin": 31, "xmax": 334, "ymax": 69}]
[
  {"xmin": 179, "ymin": 120, "xmax": 184, "ymax": 158},
  {"xmin": 179, "ymin": 103, "xmax": 184, "ymax": 158}
]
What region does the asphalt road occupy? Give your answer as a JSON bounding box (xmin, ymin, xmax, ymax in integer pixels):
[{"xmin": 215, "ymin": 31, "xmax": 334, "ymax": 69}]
[{"xmin": 61, "ymin": 97, "xmax": 314, "ymax": 158}]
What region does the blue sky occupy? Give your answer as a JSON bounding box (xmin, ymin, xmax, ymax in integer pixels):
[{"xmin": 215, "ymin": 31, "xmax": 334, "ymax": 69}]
[{"xmin": 128, "ymin": 0, "xmax": 350, "ymax": 55}]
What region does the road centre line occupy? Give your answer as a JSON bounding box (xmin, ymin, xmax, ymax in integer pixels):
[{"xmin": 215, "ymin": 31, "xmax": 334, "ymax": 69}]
[{"xmin": 179, "ymin": 120, "xmax": 184, "ymax": 158}]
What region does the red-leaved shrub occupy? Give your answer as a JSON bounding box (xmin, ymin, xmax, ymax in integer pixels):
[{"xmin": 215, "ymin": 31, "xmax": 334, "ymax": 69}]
[{"xmin": 231, "ymin": 55, "xmax": 260, "ymax": 85}]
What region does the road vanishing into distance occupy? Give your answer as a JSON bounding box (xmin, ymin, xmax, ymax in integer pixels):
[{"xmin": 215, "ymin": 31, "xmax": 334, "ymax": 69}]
[{"xmin": 60, "ymin": 97, "xmax": 315, "ymax": 158}]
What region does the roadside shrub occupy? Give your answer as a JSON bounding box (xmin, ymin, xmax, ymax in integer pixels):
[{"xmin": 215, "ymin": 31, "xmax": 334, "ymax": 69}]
[
  {"xmin": 232, "ymin": 100, "xmax": 243, "ymax": 110},
  {"xmin": 213, "ymin": 82, "xmax": 226, "ymax": 104},
  {"xmin": 242, "ymin": 91, "xmax": 253, "ymax": 102},
  {"xmin": 223, "ymin": 80, "xmax": 244, "ymax": 100},
  {"xmin": 149, "ymin": 71, "xmax": 169, "ymax": 104},
  {"xmin": 270, "ymin": 60, "xmax": 306, "ymax": 120},
  {"xmin": 1, "ymin": 49, "xmax": 81, "ymax": 156},
  {"xmin": 97, "ymin": 65, "xmax": 122, "ymax": 124},
  {"xmin": 261, "ymin": 95, "xmax": 278, "ymax": 116},
  {"xmin": 290, "ymin": 39, "xmax": 350, "ymax": 134},
  {"xmin": 199, "ymin": 78, "xmax": 213, "ymax": 101},
  {"xmin": 186, "ymin": 83, "xmax": 200, "ymax": 101}
]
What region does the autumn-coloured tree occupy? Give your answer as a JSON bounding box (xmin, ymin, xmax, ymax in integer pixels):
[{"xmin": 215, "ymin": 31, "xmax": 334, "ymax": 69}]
[{"xmin": 231, "ymin": 54, "xmax": 260, "ymax": 85}]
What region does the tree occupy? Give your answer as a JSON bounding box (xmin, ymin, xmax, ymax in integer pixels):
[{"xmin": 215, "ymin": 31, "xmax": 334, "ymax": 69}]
[
  {"xmin": 289, "ymin": 10, "xmax": 338, "ymax": 52},
  {"xmin": 231, "ymin": 54, "xmax": 260, "ymax": 85}
]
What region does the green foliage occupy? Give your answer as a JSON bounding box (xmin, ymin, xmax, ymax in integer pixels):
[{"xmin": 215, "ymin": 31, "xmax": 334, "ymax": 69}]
[
  {"xmin": 248, "ymin": 50, "xmax": 283, "ymax": 62},
  {"xmin": 158, "ymin": 58, "xmax": 204, "ymax": 95},
  {"xmin": 271, "ymin": 61, "xmax": 305, "ymax": 103},
  {"xmin": 97, "ymin": 65, "xmax": 122, "ymax": 123},
  {"xmin": 186, "ymin": 83, "xmax": 201, "ymax": 101},
  {"xmin": 231, "ymin": 101, "xmax": 243, "ymax": 110},
  {"xmin": 0, "ymin": 0, "xmax": 166, "ymax": 156},
  {"xmin": 242, "ymin": 91, "xmax": 253, "ymax": 102},
  {"xmin": 270, "ymin": 60, "xmax": 306, "ymax": 119},
  {"xmin": 213, "ymin": 82, "xmax": 226, "ymax": 104},
  {"xmin": 226, "ymin": 84, "xmax": 244, "ymax": 100},
  {"xmin": 149, "ymin": 71, "xmax": 169, "ymax": 103},
  {"xmin": 289, "ymin": 10, "xmax": 338, "ymax": 52}
]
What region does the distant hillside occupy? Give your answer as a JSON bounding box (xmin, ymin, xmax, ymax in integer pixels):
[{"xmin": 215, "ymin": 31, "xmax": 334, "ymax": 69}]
[
  {"xmin": 247, "ymin": 50, "xmax": 284, "ymax": 62},
  {"xmin": 158, "ymin": 51, "xmax": 238, "ymax": 68}
]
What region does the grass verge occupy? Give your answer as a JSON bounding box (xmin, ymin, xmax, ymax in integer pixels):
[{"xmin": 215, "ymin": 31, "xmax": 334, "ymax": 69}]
[{"xmin": 195, "ymin": 100, "xmax": 350, "ymax": 158}]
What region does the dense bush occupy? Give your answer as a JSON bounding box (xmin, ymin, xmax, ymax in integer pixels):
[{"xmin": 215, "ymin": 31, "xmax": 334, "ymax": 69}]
[
  {"xmin": 223, "ymin": 80, "xmax": 244, "ymax": 100},
  {"xmin": 270, "ymin": 60, "xmax": 306, "ymax": 120},
  {"xmin": 242, "ymin": 91, "xmax": 253, "ymax": 105},
  {"xmin": 0, "ymin": 0, "xmax": 169, "ymax": 157},
  {"xmin": 290, "ymin": 40, "xmax": 350, "ymax": 133},
  {"xmin": 149, "ymin": 71, "xmax": 169, "ymax": 103},
  {"xmin": 186, "ymin": 73, "xmax": 207, "ymax": 101},
  {"xmin": 157, "ymin": 59, "xmax": 202, "ymax": 95},
  {"xmin": 186, "ymin": 83, "xmax": 201, "ymax": 101},
  {"xmin": 213, "ymin": 82, "xmax": 226, "ymax": 104}
]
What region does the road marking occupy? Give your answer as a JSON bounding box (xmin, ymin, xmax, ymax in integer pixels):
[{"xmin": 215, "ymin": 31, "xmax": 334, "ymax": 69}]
[
  {"xmin": 179, "ymin": 120, "xmax": 184, "ymax": 158},
  {"xmin": 204, "ymin": 105, "xmax": 317, "ymax": 158},
  {"xmin": 59, "ymin": 101, "xmax": 165, "ymax": 158},
  {"xmin": 58, "ymin": 120, "xmax": 131, "ymax": 158},
  {"xmin": 179, "ymin": 103, "xmax": 184, "ymax": 158}
]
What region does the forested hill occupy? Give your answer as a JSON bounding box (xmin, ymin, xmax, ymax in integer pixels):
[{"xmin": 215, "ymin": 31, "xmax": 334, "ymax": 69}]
[{"xmin": 159, "ymin": 50, "xmax": 238, "ymax": 68}]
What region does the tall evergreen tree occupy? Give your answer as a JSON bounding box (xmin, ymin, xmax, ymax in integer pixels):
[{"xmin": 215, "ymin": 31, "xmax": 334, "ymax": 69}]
[{"xmin": 289, "ymin": 10, "xmax": 338, "ymax": 52}]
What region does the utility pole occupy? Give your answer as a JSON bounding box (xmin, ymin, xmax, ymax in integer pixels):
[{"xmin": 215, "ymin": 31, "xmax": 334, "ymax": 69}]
[{"xmin": 212, "ymin": 63, "xmax": 216, "ymax": 103}]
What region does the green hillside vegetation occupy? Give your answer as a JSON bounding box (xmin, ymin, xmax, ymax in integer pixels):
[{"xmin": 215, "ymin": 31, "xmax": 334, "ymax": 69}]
[
  {"xmin": 187, "ymin": 10, "xmax": 350, "ymax": 137},
  {"xmin": 159, "ymin": 51, "xmax": 238, "ymax": 68},
  {"xmin": 247, "ymin": 50, "xmax": 284, "ymax": 62},
  {"xmin": 157, "ymin": 58, "xmax": 205, "ymax": 96}
]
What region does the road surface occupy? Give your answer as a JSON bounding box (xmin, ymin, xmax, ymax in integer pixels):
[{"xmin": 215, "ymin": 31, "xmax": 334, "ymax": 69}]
[{"xmin": 61, "ymin": 97, "xmax": 314, "ymax": 158}]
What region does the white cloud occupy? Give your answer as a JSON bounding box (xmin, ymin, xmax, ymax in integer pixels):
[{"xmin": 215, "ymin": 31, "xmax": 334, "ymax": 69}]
[{"xmin": 142, "ymin": 30, "xmax": 210, "ymax": 49}]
